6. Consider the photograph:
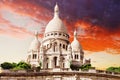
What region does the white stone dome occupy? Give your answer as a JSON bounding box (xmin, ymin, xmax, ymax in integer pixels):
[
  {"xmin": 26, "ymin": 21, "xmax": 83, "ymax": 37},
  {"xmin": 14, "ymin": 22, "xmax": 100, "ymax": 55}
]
[
  {"xmin": 71, "ymin": 39, "xmax": 81, "ymax": 51},
  {"xmin": 71, "ymin": 30, "xmax": 81, "ymax": 51},
  {"xmin": 45, "ymin": 17, "xmax": 67, "ymax": 33},
  {"xmin": 29, "ymin": 31, "xmax": 40, "ymax": 51},
  {"xmin": 45, "ymin": 4, "xmax": 67, "ymax": 34}
]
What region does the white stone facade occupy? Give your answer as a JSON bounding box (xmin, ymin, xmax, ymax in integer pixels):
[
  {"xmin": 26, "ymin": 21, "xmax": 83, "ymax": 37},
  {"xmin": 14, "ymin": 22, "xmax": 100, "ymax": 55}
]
[{"xmin": 27, "ymin": 4, "xmax": 90, "ymax": 71}]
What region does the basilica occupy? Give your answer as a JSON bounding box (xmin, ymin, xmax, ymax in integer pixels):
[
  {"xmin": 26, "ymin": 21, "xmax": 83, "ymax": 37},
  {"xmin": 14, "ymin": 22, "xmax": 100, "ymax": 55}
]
[{"xmin": 27, "ymin": 4, "xmax": 90, "ymax": 71}]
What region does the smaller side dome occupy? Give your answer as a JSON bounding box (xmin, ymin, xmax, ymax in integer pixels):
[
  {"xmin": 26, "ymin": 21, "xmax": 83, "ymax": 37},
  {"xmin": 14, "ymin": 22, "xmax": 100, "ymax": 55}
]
[
  {"xmin": 71, "ymin": 30, "xmax": 81, "ymax": 51},
  {"xmin": 29, "ymin": 31, "xmax": 40, "ymax": 51}
]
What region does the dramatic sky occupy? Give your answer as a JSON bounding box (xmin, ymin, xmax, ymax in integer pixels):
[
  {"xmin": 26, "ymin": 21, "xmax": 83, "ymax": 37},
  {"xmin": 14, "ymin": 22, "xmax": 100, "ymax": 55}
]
[{"xmin": 0, "ymin": 0, "xmax": 120, "ymax": 69}]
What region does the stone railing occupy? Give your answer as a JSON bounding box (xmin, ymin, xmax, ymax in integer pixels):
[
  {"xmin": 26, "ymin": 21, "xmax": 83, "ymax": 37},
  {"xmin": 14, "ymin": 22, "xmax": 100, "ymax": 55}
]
[
  {"xmin": 0, "ymin": 69, "xmax": 120, "ymax": 77},
  {"xmin": 0, "ymin": 71, "xmax": 120, "ymax": 80},
  {"xmin": 78, "ymin": 68, "xmax": 120, "ymax": 76}
]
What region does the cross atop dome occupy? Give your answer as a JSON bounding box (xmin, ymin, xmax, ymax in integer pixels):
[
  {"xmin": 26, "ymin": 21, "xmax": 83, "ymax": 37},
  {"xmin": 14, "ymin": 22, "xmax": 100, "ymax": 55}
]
[
  {"xmin": 54, "ymin": 3, "xmax": 59, "ymax": 17},
  {"xmin": 34, "ymin": 31, "xmax": 39, "ymax": 39},
  {"xmin": 74, "ymin": 29, "xmax": 77, "ymax": 40}
]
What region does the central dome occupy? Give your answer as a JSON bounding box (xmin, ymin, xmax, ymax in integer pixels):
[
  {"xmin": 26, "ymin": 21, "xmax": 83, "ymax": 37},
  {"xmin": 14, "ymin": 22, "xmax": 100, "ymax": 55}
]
[{"xmin": 45, "ymin": 4, "xmax": 67, "ymax": 34}]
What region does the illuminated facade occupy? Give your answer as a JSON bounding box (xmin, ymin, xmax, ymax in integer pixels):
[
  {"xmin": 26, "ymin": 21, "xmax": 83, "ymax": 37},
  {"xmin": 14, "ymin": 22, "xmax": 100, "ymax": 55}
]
[{"xmin": 27, "ymin": 4, "xmax": 90, "ymax": 71}]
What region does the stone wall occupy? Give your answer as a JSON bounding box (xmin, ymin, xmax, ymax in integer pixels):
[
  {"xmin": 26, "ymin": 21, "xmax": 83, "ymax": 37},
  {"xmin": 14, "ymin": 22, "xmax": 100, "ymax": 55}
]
[{"xmin": 0, "ymin": 71, "xmax": 120, "ymax": 80}]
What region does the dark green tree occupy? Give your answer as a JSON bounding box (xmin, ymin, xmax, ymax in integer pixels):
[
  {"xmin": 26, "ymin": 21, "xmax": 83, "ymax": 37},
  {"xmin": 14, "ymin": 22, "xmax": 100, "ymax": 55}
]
[
  {"xmin": 70, "ymin": 64, "xmax": 81, "ymax": 71},
  {"xmin": 11, "ymin": 62, "xmax": 17, "ymax": 68},
  {"xmin": 1, "ymin": 62, "xmax": 13, "ymax": 69}
]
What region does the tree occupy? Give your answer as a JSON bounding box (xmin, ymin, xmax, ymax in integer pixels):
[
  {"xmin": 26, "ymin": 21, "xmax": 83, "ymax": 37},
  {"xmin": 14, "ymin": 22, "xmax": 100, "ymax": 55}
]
[
  {"xmin": 11, "ymin": 62, "xmax": 17, "ymax": 68},
  {"xmin": 70, "ymin": 64, "xmax": 80, "ymax": 71},
  {"xmin": 80, "ymin": 64, "xmax": 92, "ymax": 71},
  {"xmin": 1, "ymin": 62, "xmax": 13, "ymax": 69},
  {"xmin": 17, "ymin": 61, "xmax": 31, "ymax": 70},
  {"xmin": 106, "ymin": 67, "xmax": 120, "ymax": 73},
  {"xmin": 1, "ymin": 61, "xmax": 31, "ymax": 70}
]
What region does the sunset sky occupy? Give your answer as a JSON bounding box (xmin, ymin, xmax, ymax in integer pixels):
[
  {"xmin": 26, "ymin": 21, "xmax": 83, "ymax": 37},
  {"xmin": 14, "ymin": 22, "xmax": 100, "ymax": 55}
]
[{"xmin": 0, "ymin": 0, "xmax": 120, "ymax": 70}]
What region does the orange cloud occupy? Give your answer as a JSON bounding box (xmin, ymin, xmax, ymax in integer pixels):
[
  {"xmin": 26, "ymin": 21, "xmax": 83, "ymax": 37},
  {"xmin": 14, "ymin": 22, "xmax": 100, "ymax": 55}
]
[
  {"xmin": 1, "ymin": 0, "xmax": 120, "ymax": 54},
  {"xmin": 68, "ymin": 20, "xmax": 120, "ymax": 54}
]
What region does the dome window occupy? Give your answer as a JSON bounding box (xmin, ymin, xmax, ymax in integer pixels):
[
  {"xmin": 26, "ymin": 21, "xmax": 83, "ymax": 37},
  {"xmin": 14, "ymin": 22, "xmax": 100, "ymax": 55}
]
[
  {"xmin": 59, "ymin": 33, "xmax": 61, "ymax": 36},
  {"xmin": 47, "ymin": 34, "xmax": 49, "ymax": 36},
  {"xmin": 51, "ymin": 33, "xmax": 53, "ymax": 35},
  {"xmin": 54, "ymin": 33, "xmax": 57, "ymax": 35}
]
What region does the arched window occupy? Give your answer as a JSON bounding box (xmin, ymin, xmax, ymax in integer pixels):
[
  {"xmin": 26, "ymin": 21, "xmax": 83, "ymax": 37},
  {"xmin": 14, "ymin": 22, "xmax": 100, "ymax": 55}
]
[
  {"xmin": 46, "ymin": 58, "xmax": 49, "ymax": 69},
  {"xmin": 47, "ymin": 44, "xmax": 49, "ymax": 48},
  {"xmin": 63, "ymin": 44, "xmax": 65, "ymax": 49},
  {"xmin": 54, "ymin": 57, "xmax": 57, "ymax": 68},
  {"xmin": 60, "ymin": 43, "xmax": 61, "ymax": 47},
  {"xmin": 63, "ymin": 63, "xmax": 65, "ymax": 68},
  {"xmin": 53, "ymin": 42, "xmax": 57, "ymax": 52},
  {"xmin": 66, "ymin": 45, "xmax": 67, "ymax": 50},
  {"xmin": 77, "ymin": 55, "xmax": 79, "ymax": 59},
  {"xmin": 46, "ymin": 63, "xmax": 48, "ymax": 69},
  {"xmin": 75, "ymin": 54, "xmax": 78, "ymax": 59},
  {"xmin": 74, "ymin": 55, "xmax": 76, "ymax": 59},
  {"xmin": 33, "ymin": 54, "xmax": 37, "ymax": 59}
]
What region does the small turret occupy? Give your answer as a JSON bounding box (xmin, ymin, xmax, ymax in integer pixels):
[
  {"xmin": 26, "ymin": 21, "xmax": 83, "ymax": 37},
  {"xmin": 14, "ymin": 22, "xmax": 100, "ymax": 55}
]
[
  {"xmin": 54, "ymin": 3, "xmax": 59, "ymax": 17},
  {"xmin": 29, "ymin": 31, "xmax": 40, "ymax": 51}
]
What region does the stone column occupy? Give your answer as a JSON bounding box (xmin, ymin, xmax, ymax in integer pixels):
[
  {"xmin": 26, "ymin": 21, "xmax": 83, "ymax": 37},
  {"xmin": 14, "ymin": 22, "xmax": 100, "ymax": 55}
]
[
  {"xmin": 49, "ymin": 57, "xmax": 53, "ymax": 68},
  {"xmin": 57, "ymin": 56, "xmax": 59, "ymax": 66}
]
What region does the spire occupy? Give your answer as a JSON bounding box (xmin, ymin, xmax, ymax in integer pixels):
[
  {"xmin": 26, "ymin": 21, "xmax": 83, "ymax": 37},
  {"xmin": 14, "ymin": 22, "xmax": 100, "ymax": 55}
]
[
  {"xmin": 34, "ymin": 31, "xmax": 38, "ymax": 40},
  {"xmin": 54, "ymin": 3, "xmax": 59, "ymax": 17},
  {"xmin": 74, "ymin": 29, "xmax": 77, "ymax": 40}
]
